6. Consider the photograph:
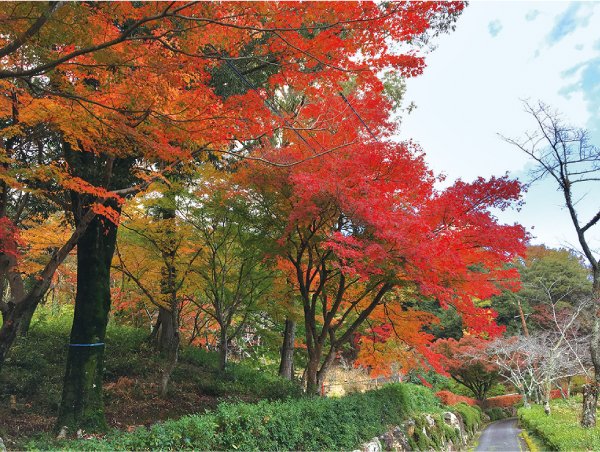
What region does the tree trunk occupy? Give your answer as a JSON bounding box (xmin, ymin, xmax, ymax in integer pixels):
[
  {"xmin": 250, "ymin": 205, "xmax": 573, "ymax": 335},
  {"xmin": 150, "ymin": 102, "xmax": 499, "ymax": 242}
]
[
  {"xmin": 522, "ymin": 390, "xmax": 531, "ymax": 409},
  {"xmin": 157, "ymin": 306, "xmax": 179, "ymax": 396},
  {"xmin": 542, "ymin": 379, "xmax": 551, "ymax": 416},
  {"xmin": 219, "ymin": 328, "xmax": 228, "ymax": 371},
  {"xmin": 56, "ymin": 212, "xmax": 118, "ymax": 432},
  {"xmin": 316, "ymin": 346, "xmax": 336, "ymax": 393},
  {"xmin": 582, "ymin": 277, "xmax": 600, "ymax": 427},
  {"xmin": 278, "ymin": 319, "xmax": 296, "ymax": 379},
  {"xmin": 305, "ymin": 353, "xmax": 320, "ymax": 395},
  {"xmin": 156, "ymin": 193, "xmax": 179, "ymax": 396},
  {"xmin": 0, "ymin": 294, "xmax": 41, "ymax": 370},
  {"xmin": 582, "ymin": 383, "xmax": 598, "ymax": 427},
  {"xmin": 517, "ymin": 298, "xmax": 529, "ymax": 337},
  {"xmin": 17, "ymin": 300, "xmax": 37, "ymax": 337}
]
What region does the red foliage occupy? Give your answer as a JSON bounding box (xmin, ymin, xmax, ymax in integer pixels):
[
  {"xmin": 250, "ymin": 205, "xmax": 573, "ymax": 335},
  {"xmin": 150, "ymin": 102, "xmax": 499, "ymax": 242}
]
[
  {"xmin": 483, "ymin": 390, "xmax": 562, "ymax": 408},
  {"xmin": 438, "ymin": 389, "xmax": 564, "ymax": 409},
  {"xmin": 0, "ymin": 217, "xmax": 20, "ymax": 258},
  {"xmin": 435, "ymin": 390, "xmax": 477, "ymax": 406},
  {"xmin": 483, "ymin": 393, "xmax": 522, "ymax": 408}
]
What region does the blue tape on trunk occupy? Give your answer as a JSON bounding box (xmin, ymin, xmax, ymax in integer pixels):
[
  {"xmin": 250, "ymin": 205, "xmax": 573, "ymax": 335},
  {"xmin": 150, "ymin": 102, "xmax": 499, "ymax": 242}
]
[{"xmin": 68, "ymin": 343, "xmax": 105, "ymax": 347}]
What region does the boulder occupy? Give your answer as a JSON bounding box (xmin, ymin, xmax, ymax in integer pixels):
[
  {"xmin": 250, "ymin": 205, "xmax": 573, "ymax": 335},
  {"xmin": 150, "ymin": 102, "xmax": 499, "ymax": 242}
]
[
  {"xmin": 359, "ymin": 436, "xmax": 382, "ymax": 452},
  {"xmin": 443, "ymin": 411, "xmax": 466, "ymax": 444},
  {"xmin": 379, "ymin": 426, "xmax": 411, "ymax": 451}
]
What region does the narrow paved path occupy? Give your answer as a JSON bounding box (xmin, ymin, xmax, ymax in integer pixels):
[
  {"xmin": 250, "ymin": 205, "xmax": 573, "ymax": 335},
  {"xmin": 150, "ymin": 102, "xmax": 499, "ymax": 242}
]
[{"xmin": 475, "ymin": 418, "xmax": 528, "ymax": 452}]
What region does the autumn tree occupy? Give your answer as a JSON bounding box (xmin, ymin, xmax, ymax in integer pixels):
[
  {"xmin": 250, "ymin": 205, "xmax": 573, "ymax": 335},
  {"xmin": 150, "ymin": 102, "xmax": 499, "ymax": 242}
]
[
  {"xmin": 1, "ymin": 1, "xmax": 465, "ymax": 430},
  {"xmin": 434, "ymin": 336, "xmax": 500, "ymax": 401},
  {"xmin": 504, "ymin": 101, "xmax": 600, "ymax": 426},
  {"xmin": 113, "ymin": 179, "xmax": 203, "ymax": 395},
  {"xmin": 243, "ymin": 128, "xmax": 526, "ymax": 393}
]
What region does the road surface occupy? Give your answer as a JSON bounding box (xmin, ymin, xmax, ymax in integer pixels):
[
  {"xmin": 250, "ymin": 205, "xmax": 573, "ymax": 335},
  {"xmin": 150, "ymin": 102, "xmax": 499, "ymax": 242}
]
[{"xmin": 475, "ymin": 418, "xmax": 528, "ymax": 452}]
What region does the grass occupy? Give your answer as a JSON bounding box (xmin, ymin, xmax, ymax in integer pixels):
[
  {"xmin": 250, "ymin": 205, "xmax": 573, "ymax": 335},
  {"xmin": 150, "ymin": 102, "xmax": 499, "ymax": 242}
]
[
  {"xmin": 26, "ymin": 383, "xmax": 462, "ymax": 451},
  {"xmin": 1, "ymin": 307, "xmax": 483, "ymax": 451},
  {"xmin": 0, "ymin": 307, "xmax": 301, "ymax": 449},
  {"xmin": 518, "ymin": 396, "xmax": 600, "ymax": 451},
  {"xmin": 520, "ymin": 430, "xmax": 542, "ymax": 452}
]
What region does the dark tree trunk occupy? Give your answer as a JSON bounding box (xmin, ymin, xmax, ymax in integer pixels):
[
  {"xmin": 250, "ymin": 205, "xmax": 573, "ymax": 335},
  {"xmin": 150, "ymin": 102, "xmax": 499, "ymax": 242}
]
[
  {"xmin": 278, "ymin": 319, "xmax": 296, "ymax": 380},
  {"xmin": 157, "ymin": 307, "xmax": 178, "ymax": 354},
  {"xmin": 158, "ymin": 305, "xmax": 179, "ymax": 396},
  {"xmin": 57, "ymin": 211, "xmax": 118, "ymax": 432},
  {"xmin": 582, "ymin": 383, "xmax": 598, "ymax": 427},
  {"xmin": 157, "ymin": 203, "xmax": 179, "ymax": 396},
  {"xmin": 0, "ymin": 294, "xmax": 41, "ymax": 370},
  {"xmin": 17, "ymin": 300, "xmax": 37, "ymax": 337},
  {"xmin": 147, "ymin": 315, "xmax": 161, "ymax": 346},
  {"xmin": 305, "ymin": 352, "xmax": 320, "ymax": 395}
]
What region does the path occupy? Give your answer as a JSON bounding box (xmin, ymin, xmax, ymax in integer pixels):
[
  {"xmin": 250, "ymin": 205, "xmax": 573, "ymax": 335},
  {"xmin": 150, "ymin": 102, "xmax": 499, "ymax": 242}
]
[{"xmin": 475, "ymin": 418, "xmax": 528, "ymax": 452}]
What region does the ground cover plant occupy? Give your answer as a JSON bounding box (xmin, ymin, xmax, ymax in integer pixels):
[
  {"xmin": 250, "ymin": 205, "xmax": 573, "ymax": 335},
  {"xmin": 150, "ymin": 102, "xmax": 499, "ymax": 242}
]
[{"xmin": 518, "ymin": 396, "xmax": 600, "ymax": 451}]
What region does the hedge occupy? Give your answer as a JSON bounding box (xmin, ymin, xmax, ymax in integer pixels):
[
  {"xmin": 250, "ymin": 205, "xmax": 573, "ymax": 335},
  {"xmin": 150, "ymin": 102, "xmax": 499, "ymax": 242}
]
[
  {"xmin": 33, "ymin": 383, "xmax": 444, "ymax": 451},
  {"xmin": 518, "ymin": 397, "xmax": 600, "ymax": 451}
]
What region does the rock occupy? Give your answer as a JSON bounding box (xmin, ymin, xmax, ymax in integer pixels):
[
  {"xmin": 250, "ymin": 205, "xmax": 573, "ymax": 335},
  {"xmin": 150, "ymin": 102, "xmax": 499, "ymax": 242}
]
[
  {"xmin": 444, "ymin": 411, "xmax": 466, "ymax": 445},
  {"xmin": 443, "ymin": 412, "xmax": 461, "ymax": 430},
  {"xmin": 359, "ymin": 437, "xmax": 382, "ymax": 452},
  {"xmin": 56, "ymin": 426, "xmax": 68, "ymax": 440},
  {"xmin": 424, "ymin": 414, "xmax": 436, "ymax": 428},
  {"xmin": 404, "ymin": 419, "xmax": 415, "ymax": 437},
  {"xmin": 379, "ymin": 426, "xmax": 411, "ymax": 451}
]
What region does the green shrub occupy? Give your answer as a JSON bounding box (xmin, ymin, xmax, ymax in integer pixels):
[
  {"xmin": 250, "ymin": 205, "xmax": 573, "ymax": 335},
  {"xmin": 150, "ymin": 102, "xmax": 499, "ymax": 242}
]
[
  {"xmin": 40, "ymin": 383, "xmax": 441, "ymax": 451},
  {"xmin": 179, "ymin": 346, "xmax": 220, "ymax": 370},
  {"xmin": 485, "ymin": 406, "xmax": 512, "ymax": 421},
  {"xmin": 452, "ymin": 403, "xmax": 482, "ymax": 434},
  {"xmin": 518, "ymin": 397, "xmax": 600, "ymax": 451}
]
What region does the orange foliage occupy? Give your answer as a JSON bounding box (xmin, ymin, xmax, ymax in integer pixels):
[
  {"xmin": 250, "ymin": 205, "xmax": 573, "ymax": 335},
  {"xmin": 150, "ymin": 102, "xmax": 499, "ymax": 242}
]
[{"xmin": 435, "ymin": 390, "xmax": 477, "ymax": 406}]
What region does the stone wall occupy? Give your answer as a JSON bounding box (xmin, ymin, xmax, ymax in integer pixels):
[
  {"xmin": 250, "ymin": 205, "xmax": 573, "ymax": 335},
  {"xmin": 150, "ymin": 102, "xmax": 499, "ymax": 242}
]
[{"xmin": 355, "ymin": 410, "xmax": 479, "ymax": 452}]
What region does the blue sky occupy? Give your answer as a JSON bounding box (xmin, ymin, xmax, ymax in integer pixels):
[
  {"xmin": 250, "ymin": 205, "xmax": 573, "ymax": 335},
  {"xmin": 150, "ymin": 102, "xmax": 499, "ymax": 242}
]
[{"xmin": 400, "ymin": 1, "xmax": 600, "ymax": 251}]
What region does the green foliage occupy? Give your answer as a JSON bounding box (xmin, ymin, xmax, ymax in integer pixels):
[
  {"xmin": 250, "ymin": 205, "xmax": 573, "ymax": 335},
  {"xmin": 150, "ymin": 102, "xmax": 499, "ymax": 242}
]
[
  {"xmin": 493, "ymin": 246, "xmax": 592, "ymax": 335},
  {"xmin": 485, "ymin": 407, "xmax": 512, "ymax": 421},
  {"xmin": 452, "ymin": 403, "xmax": 482, "ymax": 434},
  {"xmin": 518, "ymin": 397, "xmax": 600, "ymax": 451},
  {"xmin": 35, "ymin": 384, "xmax": 443, "ymax": 451},
  {"xmin": 177, "ymin": 348, "xmax": 303, "ymax": 400}
]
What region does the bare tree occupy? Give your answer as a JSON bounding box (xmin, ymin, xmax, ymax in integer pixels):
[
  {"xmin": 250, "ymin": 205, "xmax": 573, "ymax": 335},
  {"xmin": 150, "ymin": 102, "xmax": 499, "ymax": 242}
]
[{"xmin": 504, "ymin": 101, "xmax": 600, "ymax": 426}]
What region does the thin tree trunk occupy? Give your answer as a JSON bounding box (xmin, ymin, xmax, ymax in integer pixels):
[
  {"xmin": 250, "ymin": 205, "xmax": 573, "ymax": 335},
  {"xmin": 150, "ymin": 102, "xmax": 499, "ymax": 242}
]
[
  {"xmin": 517, "ymin": 298, "xmax": 529, "ymax": 337},
  {"xmin": 316, "ymin": 345, "xmax": 336, "ymax": 390},
  {"xmin": 278, "ymin": 318, "xmax": 296, "ymax": 379},
  {"xmin": 57, "ymin": 211, "xmax": 118, "ymax": 432},
  {"xmin": 219, "ymin": 327, "xmax": 228, "ymax": 371}
]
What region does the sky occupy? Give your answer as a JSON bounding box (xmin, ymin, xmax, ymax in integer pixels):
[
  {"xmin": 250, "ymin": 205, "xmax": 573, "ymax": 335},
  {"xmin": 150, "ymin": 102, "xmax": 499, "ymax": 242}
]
[{"xmin": 400, "ymin": 1, "xmax": 600, "ymax": 252}]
